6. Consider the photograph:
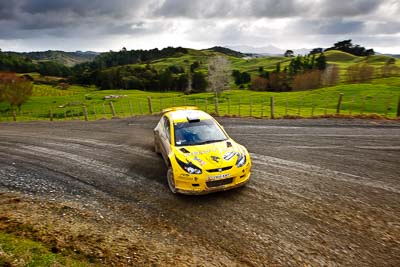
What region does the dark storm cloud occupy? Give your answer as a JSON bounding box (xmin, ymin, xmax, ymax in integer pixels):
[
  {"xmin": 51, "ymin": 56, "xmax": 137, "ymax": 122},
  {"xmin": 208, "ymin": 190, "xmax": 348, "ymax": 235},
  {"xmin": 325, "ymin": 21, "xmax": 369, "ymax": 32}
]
[
  {"xmin": 0, "ymin": 0, "xmax": 150, "ymax": 31},
  {"xmin": 154, "ymin": 0, "xmax": 311, "ymax": 18},
  {"xmin": 249, "ymin": 0, "xmax": 310, "ymax": 18},
  {"xmin": 292, "ymin": 19, "xmax": 365, "ymax": 35},
  {"xmin": 153, "ymin": 0, "xmax": 385, "ymax": 18},
  {"xmin": 0, "ymin": 0, "xmax": 20, "ymax": 19},
  {"xmin": 318, "ymin": 0, "xmax": 381, "ymax": 17},
  {"xmin": 19, "ymin": 0, "xmax": 145, "ymax": 17}
]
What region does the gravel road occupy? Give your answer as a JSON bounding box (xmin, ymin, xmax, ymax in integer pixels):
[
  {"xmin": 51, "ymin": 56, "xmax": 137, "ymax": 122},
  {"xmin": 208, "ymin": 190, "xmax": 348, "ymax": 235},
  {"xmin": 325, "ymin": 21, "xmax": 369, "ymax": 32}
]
[{"xmin": 0, "ymin": 117, "xmax": 399, "ymax": 266}]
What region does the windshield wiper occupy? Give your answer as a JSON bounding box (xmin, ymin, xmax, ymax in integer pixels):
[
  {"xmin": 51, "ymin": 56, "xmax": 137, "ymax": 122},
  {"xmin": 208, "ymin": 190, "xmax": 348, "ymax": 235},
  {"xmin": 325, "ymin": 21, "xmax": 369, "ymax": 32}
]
[{"xmin": 196, "ymin": 139, "xmax": 227, "ymax": 145}]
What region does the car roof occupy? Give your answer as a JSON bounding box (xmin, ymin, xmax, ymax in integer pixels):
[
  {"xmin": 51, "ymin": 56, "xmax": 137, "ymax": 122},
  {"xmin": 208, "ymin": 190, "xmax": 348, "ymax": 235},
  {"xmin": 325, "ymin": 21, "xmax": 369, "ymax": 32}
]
[{"xmin": 165, "ymin": 108, "xmax": 213, "ymax": 123}]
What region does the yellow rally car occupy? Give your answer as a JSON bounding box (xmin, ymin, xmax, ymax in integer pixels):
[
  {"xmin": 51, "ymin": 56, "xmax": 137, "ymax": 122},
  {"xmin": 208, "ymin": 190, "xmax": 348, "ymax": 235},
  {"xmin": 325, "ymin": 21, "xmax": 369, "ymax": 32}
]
[{"xmin": 154, "ymin": 107, "xmax": 251, "ymax": 194}]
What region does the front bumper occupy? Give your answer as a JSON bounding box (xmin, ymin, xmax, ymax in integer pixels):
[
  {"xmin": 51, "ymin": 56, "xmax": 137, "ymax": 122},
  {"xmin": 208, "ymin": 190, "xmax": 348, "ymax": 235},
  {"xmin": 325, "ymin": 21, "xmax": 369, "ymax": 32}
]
[{"xmin": 172, "ymin": 161, "xmax": 252, "ymax": 195}]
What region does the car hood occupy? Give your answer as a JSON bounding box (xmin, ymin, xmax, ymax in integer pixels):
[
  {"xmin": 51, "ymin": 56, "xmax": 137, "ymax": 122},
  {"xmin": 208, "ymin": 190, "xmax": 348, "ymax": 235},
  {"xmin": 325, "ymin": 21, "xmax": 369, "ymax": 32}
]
[{"xmin": 173, "ymin": 139, "xmax": 244, "ymax": 169}]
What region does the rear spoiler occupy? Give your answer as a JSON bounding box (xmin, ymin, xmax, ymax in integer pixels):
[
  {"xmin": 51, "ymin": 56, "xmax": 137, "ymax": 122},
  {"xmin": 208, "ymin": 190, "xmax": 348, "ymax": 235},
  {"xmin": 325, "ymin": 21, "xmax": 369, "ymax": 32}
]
[{"xmin": 162, "ymin": 106, "xmax": 198, "ymax": 114}]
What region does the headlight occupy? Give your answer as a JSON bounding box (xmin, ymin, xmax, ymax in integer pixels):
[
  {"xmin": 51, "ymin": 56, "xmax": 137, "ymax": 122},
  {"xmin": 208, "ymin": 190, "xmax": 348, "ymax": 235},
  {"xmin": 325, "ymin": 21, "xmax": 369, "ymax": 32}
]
[
  {"xmin": 236, "ymin": 147, "xmax": 247, "ymax": 167},
  {"xmin": 175, "ymin": 156, "xmax": 202, "ymax": 174}
]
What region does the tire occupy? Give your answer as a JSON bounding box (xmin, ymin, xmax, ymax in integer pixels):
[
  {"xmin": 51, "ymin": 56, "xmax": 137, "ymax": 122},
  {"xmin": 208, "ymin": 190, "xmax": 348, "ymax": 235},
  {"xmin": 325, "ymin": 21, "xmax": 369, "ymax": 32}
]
[{"xmin": 167, "ymin": 166, "xmax": 177, "ymax": 194}]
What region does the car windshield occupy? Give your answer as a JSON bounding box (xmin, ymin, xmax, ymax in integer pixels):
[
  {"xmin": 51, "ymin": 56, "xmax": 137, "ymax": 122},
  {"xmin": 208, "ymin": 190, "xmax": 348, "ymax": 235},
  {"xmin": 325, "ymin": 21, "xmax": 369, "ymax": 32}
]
[{"xmin": 174, "ymin": 119, "xmax": 227, "ymax": 146}]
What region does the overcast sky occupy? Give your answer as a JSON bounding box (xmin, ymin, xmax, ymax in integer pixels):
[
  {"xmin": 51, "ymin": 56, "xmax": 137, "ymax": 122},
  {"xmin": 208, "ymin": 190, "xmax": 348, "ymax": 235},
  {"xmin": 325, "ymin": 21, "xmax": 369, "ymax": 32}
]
[{"xmin": 0, "ymin": 0, "xmax": 399, "ymax": 53}]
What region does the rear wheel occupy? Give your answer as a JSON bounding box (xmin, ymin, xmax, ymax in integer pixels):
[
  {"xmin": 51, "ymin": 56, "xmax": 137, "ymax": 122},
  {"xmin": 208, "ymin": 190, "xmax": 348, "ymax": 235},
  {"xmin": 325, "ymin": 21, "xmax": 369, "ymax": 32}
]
[{"xmin": 167, "ymin": 166, "xmax": 177, "ymax": 194}]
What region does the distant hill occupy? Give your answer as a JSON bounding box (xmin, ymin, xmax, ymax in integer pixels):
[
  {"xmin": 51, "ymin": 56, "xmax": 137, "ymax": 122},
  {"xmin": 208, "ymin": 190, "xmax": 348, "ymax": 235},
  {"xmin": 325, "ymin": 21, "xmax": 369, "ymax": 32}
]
[
  {"xmin": 227, "ymin": 45, "xmax": 311, "ymax": 56},
  {"xmin": 6, "ymin": 50, "xmax": 99, "ymax": 67},
  {"xmin": 205, "ymin": 46, "xmax": 246, "ymax": 58}
]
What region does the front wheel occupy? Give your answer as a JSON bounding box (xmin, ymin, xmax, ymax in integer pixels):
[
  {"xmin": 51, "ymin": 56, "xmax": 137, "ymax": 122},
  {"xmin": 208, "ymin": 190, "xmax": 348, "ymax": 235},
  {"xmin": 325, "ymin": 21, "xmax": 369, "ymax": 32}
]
[{"xmin": 167, "ymin": 166, "xmax": 177, "ymax": 194}]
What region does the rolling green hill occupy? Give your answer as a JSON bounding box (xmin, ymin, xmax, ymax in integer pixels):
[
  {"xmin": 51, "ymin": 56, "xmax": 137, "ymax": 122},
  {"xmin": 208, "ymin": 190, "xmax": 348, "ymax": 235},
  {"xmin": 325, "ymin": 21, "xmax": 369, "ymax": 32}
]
[
  {"xmin": 7, "ymin": 50, "xmax": 98, "ymax": 67},
  {"xmin": 324, "ymin": 50, "xmax": 357, "ymax": 62}
]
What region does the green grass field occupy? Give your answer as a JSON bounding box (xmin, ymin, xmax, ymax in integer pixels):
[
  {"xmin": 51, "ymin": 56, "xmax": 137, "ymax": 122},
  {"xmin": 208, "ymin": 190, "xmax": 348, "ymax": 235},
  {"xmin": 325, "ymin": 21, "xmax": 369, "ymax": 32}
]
[{"xmin": 1, "ymin": 78, "xmax": 399, "ymax": 122}]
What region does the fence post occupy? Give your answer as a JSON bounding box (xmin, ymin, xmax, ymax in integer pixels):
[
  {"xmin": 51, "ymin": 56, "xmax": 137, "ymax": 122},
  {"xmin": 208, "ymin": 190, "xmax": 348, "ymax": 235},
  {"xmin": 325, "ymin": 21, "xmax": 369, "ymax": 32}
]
[
  {"xmin": 349, "ymin": 96, "xmax": 354, "ymax": 115},
  {"xmin": 361, "ymin": 96, "xmax": 366, "ymax": 115},
  {"xmin": 397, "ymin": 96, "xmax": 400, "ymax": 117},
  {"xmin": 120, "ymin": 102, "xmax": 125, "ymax": 116},
  {"xmin": 384, "ymin": 97, "xmax": 389, "ymax": 117},
  {"xmin": 261, "ymin": 98, "xmax": 265, "ymax": 118},
  {"xmin": 49, "ymin": 109, "xmax": 53, "ymax": 121},
  {"xmin": 139, "ymin": 101, "xmax": 143, "ymax": 115},
  {"xmin": 12, "ymin": 110, "xmax": 17, "ymax": 122},
  {"xmin": 147, "ymin": 96, "xmax": 153, "ymax": 114},
  {"xmin": 250, "ymin": 97, "xmax": 253, "ymax": 117},
  {"xmin": 83, "ymin": 106, "xmax": 89, "ymax": 121},
  {"xmin": 270, "ymin": 96, "xmax": 275, "ymax": 119},
  {"xmin": 311, "ymin": 98, "xmax": 315, "ymax": 117},
  {"xmin": 285, "ymin": 97, "xmax": 288, "ymax": 116},
  {"xmin": 298, "ymin": 96, "xmax": 302, "ymax": 116},
  {"xmin": 214, "ymin": 95, "xmax": 219, "ymax": 115},
  {"xmin": 102, "ymin": 103, "xmax": 106, "ymax": 118},
  {"xmin": 109, "ymin": 102, "xmax": 116, "ymax": 117},
  {"xmin": 93, "ymin": 104, "xmax": 97, "ymax": 120},
  {"xmin": 336, "ymin": 93, "xmax": 344, "ymax": 114},
  {"xmin": 129, "ymin": 100, "xmax": 133, "ymax": 116}
]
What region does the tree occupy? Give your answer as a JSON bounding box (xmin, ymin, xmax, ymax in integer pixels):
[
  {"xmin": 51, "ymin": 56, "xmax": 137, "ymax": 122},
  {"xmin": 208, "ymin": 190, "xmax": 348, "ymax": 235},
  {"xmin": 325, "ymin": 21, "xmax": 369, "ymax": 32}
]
[
  {"xmin": 250, "ymin": 76, "xmax": 268, "ymax": 91},
  {"xmin": 346, "ymin": 64, "xmax": 374, "ymax": 83},
  {"xmin": 292, "ymin": 70, "xmax": 322, "ymax": 91},
  {"xmin": 381, "ymin": 59, "xmax": 400, "ymax": 78},
  {"xmin": 322, "ymin": 65, "xmax": 340, "ymax": 87},
  {"xmin": 232, "ymin": 70, "xmax": 251, "ymax": 85},
  {"xmin": 309, "ymin": 48, "xmax": 323, "ymax": 55},
  {"xmin": 241, "ymin": 72, "xmax": 251, "ymax": 84},
  {"xmin": 190, "ymin": 61, "xmax": 200, "ymax": 72},
  {"xmin": 207, "ymin": 56, "xmax": 231, "ymax": 97},
  {"xmin": 159, "ymin": 69, "xmax": 174, "ymax": 91},
  {"xmin": 0, "ymin": 72, "xmax": 33, "ymax": 110},
  {"xmin": 315, "ymin": 53, "xmax": 327, "ymax": 70},
  {"xmin": 284, "ymin": 50, "xmax": 294, "ymax": 57},
  {"xmin": 325, "ymin": 40, "xmax": 375, "ymax": 56},
  {"xmin": 268, "ymin": 71, "xmax": 290, "ymax": 92},
  {"xmin": 191, "ymin": 72, "xmax": 208, "ymax": 93},
  {"xmin": 232, "ymin": 70, "xmax": 242, "ymax": 85}
]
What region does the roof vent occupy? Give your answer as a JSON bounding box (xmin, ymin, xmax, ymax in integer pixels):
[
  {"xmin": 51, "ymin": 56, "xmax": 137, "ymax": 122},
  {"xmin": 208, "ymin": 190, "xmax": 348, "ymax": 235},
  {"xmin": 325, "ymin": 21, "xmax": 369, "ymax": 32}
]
[
  {"xmin": 187, "ymin": 114, "xmax": 200, "ymax": 123},
  {"xmin": 226, "ymin": 141, "xmax": 232, "ymax": 148}
]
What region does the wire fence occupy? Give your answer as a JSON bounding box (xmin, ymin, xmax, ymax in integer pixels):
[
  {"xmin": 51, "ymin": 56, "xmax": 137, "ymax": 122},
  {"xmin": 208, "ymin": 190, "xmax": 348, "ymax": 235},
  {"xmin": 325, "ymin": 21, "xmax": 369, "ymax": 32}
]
[{"xmin": 1, "ymin": 93, "xmax": 399, "ymax": 122}]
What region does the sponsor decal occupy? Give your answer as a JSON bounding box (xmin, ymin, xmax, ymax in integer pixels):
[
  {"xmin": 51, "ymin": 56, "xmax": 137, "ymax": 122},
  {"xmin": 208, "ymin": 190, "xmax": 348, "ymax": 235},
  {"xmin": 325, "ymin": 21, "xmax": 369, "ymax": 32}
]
[
  {"xmin": 211, "ymin": 156, "xmax": 220, "ymax": 163},
  {"xmin": 223, "ymin": 151, "xmax": 237, "ymax": 161},
  {"xmin": 191, "ymin": 147, "xmax": 230, "ymax": 155},
  {"xmin": 193, "ymin": 156, "xmax": 206, "ymax": 166}
]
